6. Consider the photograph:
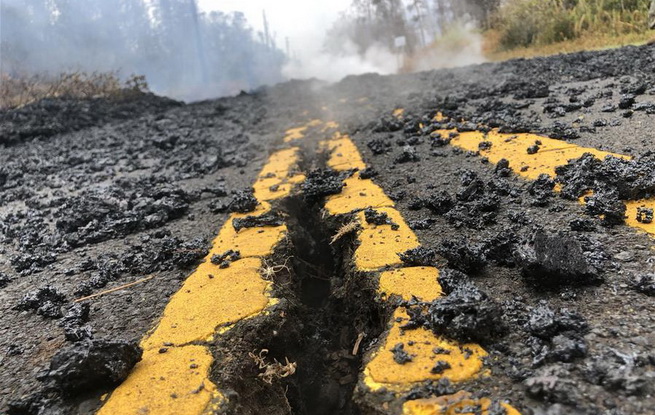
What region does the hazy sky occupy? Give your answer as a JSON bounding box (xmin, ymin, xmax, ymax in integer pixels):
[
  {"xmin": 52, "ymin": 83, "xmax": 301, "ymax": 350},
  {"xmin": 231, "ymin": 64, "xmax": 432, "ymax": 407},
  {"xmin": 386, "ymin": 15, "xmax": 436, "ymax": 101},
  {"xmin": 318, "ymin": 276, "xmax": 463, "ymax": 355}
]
[{"xmin": 197, "ymin": 0, "xmax": 352, "ymax": 53}]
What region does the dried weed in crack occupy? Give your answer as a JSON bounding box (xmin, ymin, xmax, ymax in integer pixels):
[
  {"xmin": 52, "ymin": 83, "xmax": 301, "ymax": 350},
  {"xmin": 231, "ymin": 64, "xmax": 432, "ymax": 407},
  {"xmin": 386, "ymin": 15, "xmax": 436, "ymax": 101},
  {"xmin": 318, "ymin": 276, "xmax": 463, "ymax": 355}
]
[
  {"xmin": 249, "ymin": 349, "xmax": 297, "ymax": 384},
  {"xmin": 259, "ymin": 257, "xmax": 293, "ymax": 282},
  {"xmin": 330, "ymin": 220, "xmax": 360, "ymax": 245}
]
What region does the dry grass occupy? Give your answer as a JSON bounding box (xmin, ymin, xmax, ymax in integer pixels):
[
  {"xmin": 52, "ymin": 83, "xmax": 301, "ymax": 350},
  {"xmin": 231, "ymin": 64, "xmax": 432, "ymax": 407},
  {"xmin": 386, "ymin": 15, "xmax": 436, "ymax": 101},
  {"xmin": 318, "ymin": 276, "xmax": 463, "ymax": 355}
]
[
  {"xmin": 0, "ymin": 71, "xmax": 149, "ymax": 110},
  {"xmin": 259, "ymin": 257, "xmax": 293, "ymax": 281},
  {"xmin": 482, "ymin": 0, "xmax": 653, "ymax": 59},
  {"xmin": 483, "ymin": 29, "xmax": 655, "ymax": 61},
  {"xmin": 330, "ymin": 220, "xmax": 360, "ymax": 245},
  {"xmin": 248, "ymin": 349, "xmax": 297, "ymax": 384},
  {"xmin": 490, "ymin": 0, "xmax": 651, "ymax": 50}
]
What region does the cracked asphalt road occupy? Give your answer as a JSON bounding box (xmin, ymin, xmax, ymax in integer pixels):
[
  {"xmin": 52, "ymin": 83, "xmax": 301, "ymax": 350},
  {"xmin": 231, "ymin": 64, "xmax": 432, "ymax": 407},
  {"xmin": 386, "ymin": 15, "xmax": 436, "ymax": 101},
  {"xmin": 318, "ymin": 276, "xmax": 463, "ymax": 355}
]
[{"xmin": 1, "ymin": 43, "xmax": 654, "ymax": 415}]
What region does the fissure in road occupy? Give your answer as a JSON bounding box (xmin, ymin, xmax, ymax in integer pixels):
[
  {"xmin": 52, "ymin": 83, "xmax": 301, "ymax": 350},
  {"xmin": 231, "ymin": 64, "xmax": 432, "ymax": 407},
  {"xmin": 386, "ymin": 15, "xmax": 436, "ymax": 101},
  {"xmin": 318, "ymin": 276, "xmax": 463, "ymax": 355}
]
[
  {"xmin": 246, "ymin": 132, "xmax": 386, "ymax": 415},
  {"xmin": 271, "ymin": 194, "xmax": 384, "ymax": 415}
]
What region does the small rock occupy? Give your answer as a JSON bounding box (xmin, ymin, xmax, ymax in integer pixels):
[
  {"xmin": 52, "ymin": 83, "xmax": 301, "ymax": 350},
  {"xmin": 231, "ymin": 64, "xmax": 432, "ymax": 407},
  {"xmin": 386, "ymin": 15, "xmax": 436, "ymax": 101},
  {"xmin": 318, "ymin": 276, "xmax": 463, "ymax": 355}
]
[{"xmin": 614, "ymin": 251, "xmax": 634, "ymax": 262}]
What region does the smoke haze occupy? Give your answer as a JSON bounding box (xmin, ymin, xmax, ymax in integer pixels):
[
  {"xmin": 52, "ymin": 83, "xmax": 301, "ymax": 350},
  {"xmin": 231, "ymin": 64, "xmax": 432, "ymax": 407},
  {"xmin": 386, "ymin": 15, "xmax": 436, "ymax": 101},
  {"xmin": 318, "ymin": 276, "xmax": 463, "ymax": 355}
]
[
  {"xmin": 1, "ymin": 0, "xmax": 286, "ymax": 101},
  {"xmin": 1, "ymin": 0, "xmax": 489, "ymax": 102}
]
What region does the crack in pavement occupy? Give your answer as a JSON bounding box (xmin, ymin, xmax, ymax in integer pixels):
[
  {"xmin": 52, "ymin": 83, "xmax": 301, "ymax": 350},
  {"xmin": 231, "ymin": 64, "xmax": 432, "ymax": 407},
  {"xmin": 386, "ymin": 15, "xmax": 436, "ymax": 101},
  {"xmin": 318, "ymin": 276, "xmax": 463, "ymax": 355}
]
[{"xmin": 97, "ymin": 118, "xmax": 520, "ymax": 415}]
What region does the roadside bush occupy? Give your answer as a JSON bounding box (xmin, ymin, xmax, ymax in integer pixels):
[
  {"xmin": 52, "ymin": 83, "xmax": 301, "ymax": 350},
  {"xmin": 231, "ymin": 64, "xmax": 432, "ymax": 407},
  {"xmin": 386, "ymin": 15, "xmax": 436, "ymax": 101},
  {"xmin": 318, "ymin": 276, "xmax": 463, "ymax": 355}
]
[{"xmin": 493, "ymin": 0, "xmax": 651, "ymax": 50}]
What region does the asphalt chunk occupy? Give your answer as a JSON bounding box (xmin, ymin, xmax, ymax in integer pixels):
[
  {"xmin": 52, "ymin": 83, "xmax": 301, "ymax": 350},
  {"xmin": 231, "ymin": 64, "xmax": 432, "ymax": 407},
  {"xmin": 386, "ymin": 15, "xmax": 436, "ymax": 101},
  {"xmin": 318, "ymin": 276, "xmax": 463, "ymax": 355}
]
[
  {"xmin": 438, "ymin": 238, "xmax": 487, "ymax": 274},
  {"xmin": 367, "ymin": 138, "xmax": 392, "ymax": 155},
  {"xmin": 41, "ymin": 339, "xmax": 142, "ymax": 395},
  {"xmin": 232, "ymin": 212, "xmax": 285, "ymax": 232},
  {"xmin": 228, "ymin": 189, "xmax": 258, "ymax": 213},
  {"xmin": 525, "ymin": 365, "xmax": 581, "ymax": 404},
  {"xmin": 435, "ymin": 268, "xmax": 472, "ymax": 295},
  {"xmin": 210, "ymin": 249, "xmax": 241, "ymax": 268},
  {"xmin": 528, "ymin": 174, "xmax": 556, "ymax": 207},
  {"xmin": 514, "ymin": 231, "xmax": 603, "ymax": 287},
  {"xmin": 364, "ymin": 207, "xmax": 399, "ymax": 230},
  {"xmin": 394, "ymin": 146, "xmax": 420, "ymax": 163},
  {"xmin": 526, "ymin": 303, "xmax": 588, "ymax": 340},
  {"xmin": 301, "ymin": 168, "xmax": 345, "ymax": 202},
  {"xmin": 423, "ymin": 191, "xmax": 454, "ymax": 215},
  {"xmin": 631, "ymin": 274, "xmax": 655, "ymax": 296},
  {"xmin": 584, "ymin": 188, "xmax": 626, "ymax": 226},
  {"xmin": 430, "ymin": 360, "xmax": 451, "ymax": 374},
  {"xmin": 359, "ymin": 167, "xmax": 378, "ymax": 179},
  {"xmin": 556, "ymin": 153, "xmax": 655, "ymax": 201},
  {"xmin": 391, "ymin": 343, "xmax": 413, "ymax": 364},
  {"xmin": 584, "ymin": 349, "xmax": 650, "ymax": 396},
  {"xmin": 60, "ymin": 303, "xmax": 93, "ymax": 343},
  {"xmin": 15, "ymin": 286, "xmax": 67, "ymax": 319},
  {"xmin": 482, "ymin": 230, "xmax": 519, "ymax": 267},
  {"xmin": 424, "ymin": 282, "xmax": 504, "ymax": 344},
  {"xmin": 0, "ymin": 272, "xmax": 11, "ymax": 289},
  {"xmin": 398, "ymin": 246, "xmax": 437, "ymax": 267},
  {"xmin": 494, "ymin": 158, "xmax": 512, "ymax": 177},
  {"xmin": 636, "ymin": 207, "xmax": 653, "ymax": 224}
]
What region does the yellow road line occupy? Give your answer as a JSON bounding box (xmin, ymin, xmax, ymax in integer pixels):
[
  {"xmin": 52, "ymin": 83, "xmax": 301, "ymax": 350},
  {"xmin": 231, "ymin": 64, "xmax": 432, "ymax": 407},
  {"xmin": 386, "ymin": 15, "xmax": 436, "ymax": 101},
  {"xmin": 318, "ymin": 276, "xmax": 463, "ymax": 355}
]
[
  {"xmin": 352, "ymin": 207, "xmax": 419, "ymax": 271},
  {"xmin": 320, "ymin": 127, "xmax": 520, "ymax": 414},
  {"xmin": 325, "ymin": 172, "xmax": 395, "ymax": 215},
  {"xmin": 378, "ymin": 267, "xmax": 442, "ymax": 302},
  {"xmin": 98, "ymin": 144, "xmax": 305, "ymax": 415},
  {"xmin": 283, "ymin": 119, "xmax": 336, "ymax": 143}
]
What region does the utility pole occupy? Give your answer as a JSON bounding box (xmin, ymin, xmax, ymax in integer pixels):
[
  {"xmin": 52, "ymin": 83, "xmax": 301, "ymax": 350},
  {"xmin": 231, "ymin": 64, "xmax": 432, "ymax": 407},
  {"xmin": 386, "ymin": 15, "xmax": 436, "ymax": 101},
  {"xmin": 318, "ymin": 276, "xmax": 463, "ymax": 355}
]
[
  {"xmin": 189, "ymin": 0, "xmax": 208, "ymax": 84},
  {"xmin": 411, "ymin": 0, "xmax": 427, "ymax": 48},
  {"xmin": 263, "ymin": 10, "xmax": 271, "ymax": 49}
]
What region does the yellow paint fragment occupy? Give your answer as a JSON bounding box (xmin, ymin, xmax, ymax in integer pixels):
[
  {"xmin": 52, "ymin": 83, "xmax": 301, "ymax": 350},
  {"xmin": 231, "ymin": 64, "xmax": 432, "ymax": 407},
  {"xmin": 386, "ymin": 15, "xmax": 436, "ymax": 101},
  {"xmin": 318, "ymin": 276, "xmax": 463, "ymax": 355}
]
[
  {"xmin": 433, "ymin": 112, "xmax": 446, "ymax": 122},
  {"xmin": 209, "ymin": 216, "xmax": 287, "ymax": 259},
  {"xmin": 354, "ymin": 207, "xmax": 420, "ymax": 271},
  {"xmin": 324, "ymin": 174, "xmax": 395, "ymax": 215},
  {"xmin": 283, "ymin": 127, "xmax": 307, "ymax": 142},
  {"xmin": 446, "ymin": 129, "xmax": 628, "ymax": 181},
  {"xmin": 97, "ymin": 346, "xmax": 221, "ymax": 415},
  {"xmin": 625, "ymin": 200, "xmax": 655, "ymax": 235},
  {"xmin": 364, "ymin": 309, "xmax": 486, "ymax": 392},
  {"xmin": 283, "ymin": 119, "xmax": 323, "ymax": 142},
  {"xmin": 252, "ymin": 147, "xmax": 305, "ymax": 200},
  {"xmin": 393, "ymin": 108, "xmax": 405, "ymax": 118},
  {"xmin": 258, "ymin": 148, "xmax": 301, "ymax": 177},
  {"xmin": 402, "ymin": 393, "xmax": 520, "ymax": 415},
  {"xmin": 142, "ymin": 258, "xmax": 272, "ymax": 349},
  {"xmin": 325, "ymin": 136, "xmax": 367, "ymax": 171},
  {"xmin": 253, "ymin": 173, "xmax": 305, "ymax": 201},
  {"xmin": 322, "ymin": 121, "xmax": 340, "ymax": 131},
  {"xmin": 378, "ymin": 267, "xmax": 442, "ymax": 302}
]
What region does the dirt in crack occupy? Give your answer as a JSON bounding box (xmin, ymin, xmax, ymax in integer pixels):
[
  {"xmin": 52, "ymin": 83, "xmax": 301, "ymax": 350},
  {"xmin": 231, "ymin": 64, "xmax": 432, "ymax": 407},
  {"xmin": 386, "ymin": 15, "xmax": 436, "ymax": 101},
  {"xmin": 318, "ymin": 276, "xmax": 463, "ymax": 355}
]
[{"xmin": 276, "ymin": 195, "xmax": 381, "ymax": 415}]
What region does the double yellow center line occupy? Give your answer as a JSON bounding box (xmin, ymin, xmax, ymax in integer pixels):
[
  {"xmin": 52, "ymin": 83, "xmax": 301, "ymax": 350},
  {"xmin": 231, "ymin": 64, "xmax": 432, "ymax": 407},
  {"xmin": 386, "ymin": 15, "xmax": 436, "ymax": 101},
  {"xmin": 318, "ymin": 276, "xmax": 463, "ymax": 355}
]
[{"xmin": 98, "ymin": 118, "xmax": 521, "ymax": 415}]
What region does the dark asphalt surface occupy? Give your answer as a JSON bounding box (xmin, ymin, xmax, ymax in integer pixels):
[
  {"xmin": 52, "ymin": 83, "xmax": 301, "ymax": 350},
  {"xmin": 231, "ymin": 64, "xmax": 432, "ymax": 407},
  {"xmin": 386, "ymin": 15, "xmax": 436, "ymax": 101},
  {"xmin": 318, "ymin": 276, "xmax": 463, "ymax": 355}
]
[{"xmin": 1, "ymin": 44, "xmax": 654, "ymax": 414}]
